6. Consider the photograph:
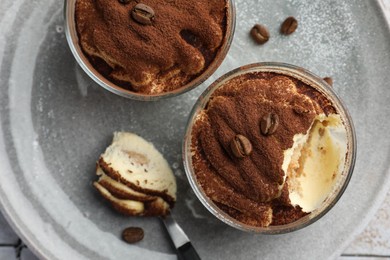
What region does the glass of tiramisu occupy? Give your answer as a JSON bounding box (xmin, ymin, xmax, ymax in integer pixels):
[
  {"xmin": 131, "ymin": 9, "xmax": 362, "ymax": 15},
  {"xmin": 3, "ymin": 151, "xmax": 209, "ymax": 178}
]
[
  {"xmin": 183, "ymin": 62, "xmax": 356, "ymax": 233},
  {"xmin": 64, "ymin": 0, "xmax": 235, "ymax": 100}
]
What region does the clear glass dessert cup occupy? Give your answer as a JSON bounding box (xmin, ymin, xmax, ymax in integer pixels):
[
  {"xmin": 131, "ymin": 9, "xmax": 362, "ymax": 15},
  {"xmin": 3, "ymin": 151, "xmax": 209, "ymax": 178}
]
[
  {"xmin": 183, "ymin": 62, "xmax": 357, "ymax": 234},
  {"xmin": 64, "ymin": 0, "xmax": 236, "ymax": 101}
]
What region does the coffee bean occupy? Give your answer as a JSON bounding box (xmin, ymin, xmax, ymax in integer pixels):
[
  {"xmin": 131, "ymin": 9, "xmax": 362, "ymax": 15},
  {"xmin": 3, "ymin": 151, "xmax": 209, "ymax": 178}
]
[
  {"xmin": 230, "ymin": 134, "xmax": 252, "ymax": 158},
  {"xmin": 122, "ymin": 227, "xmax": 144, "ymax": 244},
  {"xmin": 260, "ymin": 113, "xmax": 279, "ymax": 135},
  {"xmin": 293, "ymin": 105, "xmax": 309, "ymax": 115},
  {"xmin": 118, "ymin": 0, "xmax": 131, "ymax": 4},
  {"xmin": 323, "ymin": 77, "xmax": 333, "ymax": 86},
  {"xmin": 131, "ymin": 3, "xmax": 155, "ymax": 25},
  {"xmin": 280, "ymin": 17, "xmax": 298, "ymax": 35},
  {"xmin": 250, "ymin": 24, "xmax": 270, "ymax": 44}
]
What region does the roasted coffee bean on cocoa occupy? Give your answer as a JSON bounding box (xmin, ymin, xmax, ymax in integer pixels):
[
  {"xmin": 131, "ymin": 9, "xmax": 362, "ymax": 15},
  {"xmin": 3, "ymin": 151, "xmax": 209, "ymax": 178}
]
[
  {"xmin": 280, "ymin": 16, "xmax": 298, "ymax": 35},
  {"xmin": 122, "ymin": 227, "xmax": 144, "ymax": 244},
  {"xmin": 260, "ymin": 113, "xmax": 279, "ymax": 135},
  {"xmin": 293, "ymin": 105, "xmax": 310, "ymax": 115},
  {"xmin": 230, "ymin": 134, "xmax": 252, "ymax": 158},
  {"xmin": 250, "ymin": 24, "xmax": 270, "ymax": 44},
  {"xmin": 131, "ymin": 3, "xmax": 155, "ymax": 25}
]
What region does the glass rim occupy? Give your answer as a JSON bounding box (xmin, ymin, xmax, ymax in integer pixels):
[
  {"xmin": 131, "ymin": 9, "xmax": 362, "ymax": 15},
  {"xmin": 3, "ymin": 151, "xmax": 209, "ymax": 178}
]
[
  {"xmin": 182, "ymin": 62, "xmax": 357, "ymax": 234},
  {"xmin": 63, "ymin": 0, "xmax": 236, "ymax": 101}
]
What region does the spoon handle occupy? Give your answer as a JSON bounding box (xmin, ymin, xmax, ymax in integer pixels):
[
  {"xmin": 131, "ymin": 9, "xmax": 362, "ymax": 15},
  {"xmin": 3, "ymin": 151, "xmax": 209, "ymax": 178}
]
[{"xmin": 161, "ymin": 215, "xmax": 201, "ymax": 260}]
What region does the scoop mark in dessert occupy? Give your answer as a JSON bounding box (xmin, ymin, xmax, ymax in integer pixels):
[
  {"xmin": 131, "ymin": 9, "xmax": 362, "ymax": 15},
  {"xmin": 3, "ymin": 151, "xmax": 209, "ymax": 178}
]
[
  {"xmin": 191, "ymin": 72, "xmax": 347, "ymax": 227},
  {"xmin": 118, "ymin": 0, "xmax": 131, "ymax": 4}
]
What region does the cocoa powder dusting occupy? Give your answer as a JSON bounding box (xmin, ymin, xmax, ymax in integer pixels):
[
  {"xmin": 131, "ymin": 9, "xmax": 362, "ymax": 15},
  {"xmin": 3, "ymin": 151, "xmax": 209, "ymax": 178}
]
[
  {"xmin": 191, "ymin": 72, "xmax": 333, "ymax": 227},
  {"xmin": 75, "ymin": 0, "xmax": 229, "ymax": 94}
]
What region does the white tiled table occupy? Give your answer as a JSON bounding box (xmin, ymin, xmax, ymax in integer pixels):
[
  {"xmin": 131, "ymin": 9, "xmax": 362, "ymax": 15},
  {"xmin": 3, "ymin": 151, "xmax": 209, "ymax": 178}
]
[
  {"xmin": 1, "ymin": 0, "xmax": 390, "ymax": 259},
  {"xmin": 1, "ymin": 188, "xmax": 389, "ymax": 259}
]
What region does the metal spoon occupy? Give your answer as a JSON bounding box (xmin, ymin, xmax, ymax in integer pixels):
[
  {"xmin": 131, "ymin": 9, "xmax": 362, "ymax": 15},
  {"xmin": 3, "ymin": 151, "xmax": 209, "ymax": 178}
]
[{"xmin": 161, "ymin": 215, "xmax": 201, "ymax": 260}]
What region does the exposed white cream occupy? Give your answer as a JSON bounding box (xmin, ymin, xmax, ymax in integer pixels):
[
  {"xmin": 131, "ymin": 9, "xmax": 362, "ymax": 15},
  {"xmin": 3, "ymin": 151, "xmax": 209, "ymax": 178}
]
[
  {"xmin": 96, "ymin": 166, "xmax": 151, "ymax": 199},
  {"xmin": 101, "ymin": 132, "xmax": 177, "ymax": 199},
  {"xmin": 93, "ymin": 182, "xmax": 145, "ymax": 213},
  {"xmin": 283, "ymin": 114, "xmax": 347, "ymax": 212}
]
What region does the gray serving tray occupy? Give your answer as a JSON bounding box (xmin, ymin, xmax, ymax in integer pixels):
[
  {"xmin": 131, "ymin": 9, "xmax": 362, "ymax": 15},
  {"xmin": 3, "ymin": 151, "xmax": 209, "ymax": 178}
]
[{"xmin": 1, "ymin": 0, "xmax": 390, "ymax": 259}]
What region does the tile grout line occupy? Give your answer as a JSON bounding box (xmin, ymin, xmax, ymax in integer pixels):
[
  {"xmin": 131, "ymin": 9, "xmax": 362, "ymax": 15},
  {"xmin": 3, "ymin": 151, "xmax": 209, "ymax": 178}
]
[
  {"xmin": 0, "ymin": 238, "xmax": 20, "ymax": 248},
  {"xmin": 15, "ymin": 239, "xmax": 24, "ymax": 259},
  {"xmin": 341, "ymin": 254, "xmax": 390, "ymax": 258}
]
